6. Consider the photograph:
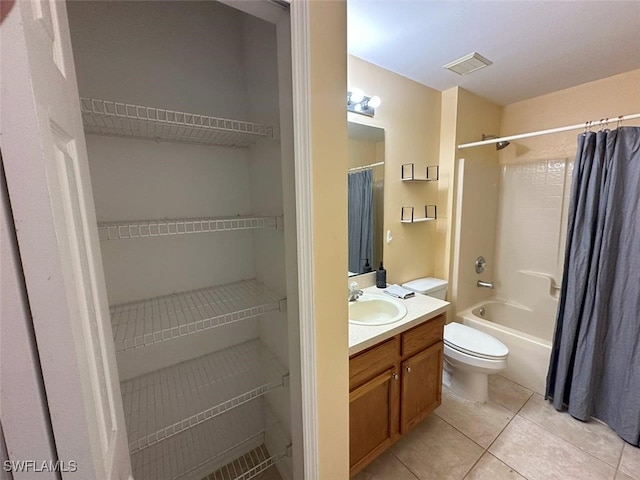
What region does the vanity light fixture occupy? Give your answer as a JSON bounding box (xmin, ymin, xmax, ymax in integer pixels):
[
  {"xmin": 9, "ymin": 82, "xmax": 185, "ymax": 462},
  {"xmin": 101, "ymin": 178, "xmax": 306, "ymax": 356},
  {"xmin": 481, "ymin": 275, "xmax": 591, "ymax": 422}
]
[{"xmin": 347, "ymin": 88, "xmax": 381, "ymax": 117}]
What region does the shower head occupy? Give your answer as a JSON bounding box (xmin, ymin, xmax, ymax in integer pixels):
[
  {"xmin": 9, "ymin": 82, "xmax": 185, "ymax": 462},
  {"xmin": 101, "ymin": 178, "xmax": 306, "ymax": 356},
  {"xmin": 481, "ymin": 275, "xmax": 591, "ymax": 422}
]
[{"xmin": 482, "ymin": 134, "xmax": 510, "ymax": 151}]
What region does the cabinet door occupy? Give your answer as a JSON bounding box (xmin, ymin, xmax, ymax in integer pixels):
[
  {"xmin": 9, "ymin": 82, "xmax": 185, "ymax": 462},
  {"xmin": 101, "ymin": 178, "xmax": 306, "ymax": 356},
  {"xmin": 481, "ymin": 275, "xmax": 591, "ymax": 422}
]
[
  {"xmin": 1, "ymin": 2, "xmax": 131, "ymax": 478},
  {"xmin": 400, "ymin": 342, "xmax": 443, "ymax": 434},
  {"xmin": 349, "ymin": 367, "xmax": 399, "ymax": 474}
]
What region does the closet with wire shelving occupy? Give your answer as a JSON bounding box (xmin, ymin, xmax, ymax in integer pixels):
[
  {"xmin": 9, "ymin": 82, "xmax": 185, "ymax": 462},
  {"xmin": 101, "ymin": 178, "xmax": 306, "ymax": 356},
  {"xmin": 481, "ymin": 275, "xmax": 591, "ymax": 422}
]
[{"xmin": 66, "ymin": 2, "xmax": 298, "ymax": 479}]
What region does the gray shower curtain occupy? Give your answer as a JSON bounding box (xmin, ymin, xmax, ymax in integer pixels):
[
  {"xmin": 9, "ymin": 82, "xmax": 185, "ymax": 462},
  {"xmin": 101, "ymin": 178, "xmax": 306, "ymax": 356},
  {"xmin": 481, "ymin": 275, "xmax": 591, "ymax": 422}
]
[
  {"xmin": 348, "ymin": 169, "xmax": 374, "ymax": 274},
  {"xmin": 546, "ymin": 127, "xmax": 640, "ymax": 446}
]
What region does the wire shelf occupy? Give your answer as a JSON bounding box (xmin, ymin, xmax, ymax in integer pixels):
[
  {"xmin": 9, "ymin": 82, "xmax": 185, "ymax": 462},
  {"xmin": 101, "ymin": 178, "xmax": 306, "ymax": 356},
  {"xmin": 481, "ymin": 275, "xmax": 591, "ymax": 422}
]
[
  {"xmin": 122, "ymin": 339, "xmax": 287, "ymax": 454},
  {"xmin": 111, "ymin": 279, "xmax": 284, "ymax": 352},
  {"xmin": 80, "ymin": 98, "xmax": 275, "ymax": 147},
  {"xmin": 130, "ymin": 401, "xmax": 289, "ymax": 480},
  {"xmin": 98, "ymin": 215, "xmax": 281, "ymax": 240},
  {"xmin": 202, "ymin": 445, "xmax": 277, "ymax": 480}
]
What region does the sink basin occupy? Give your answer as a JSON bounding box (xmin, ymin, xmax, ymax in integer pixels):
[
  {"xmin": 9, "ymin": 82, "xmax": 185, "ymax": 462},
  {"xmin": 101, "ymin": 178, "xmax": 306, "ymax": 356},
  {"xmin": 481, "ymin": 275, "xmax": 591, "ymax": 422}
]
[{"xmin": 349, "ymin": 293, "xmax": 408, "ymax": 326}]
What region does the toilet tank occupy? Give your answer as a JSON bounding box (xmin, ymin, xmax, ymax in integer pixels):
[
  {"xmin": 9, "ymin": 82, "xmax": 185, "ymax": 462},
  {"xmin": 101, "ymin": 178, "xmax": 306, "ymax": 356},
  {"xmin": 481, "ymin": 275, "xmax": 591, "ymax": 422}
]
[{"xmin": 402, "ymin": 277, "xmax": 448, "ymax": 300}]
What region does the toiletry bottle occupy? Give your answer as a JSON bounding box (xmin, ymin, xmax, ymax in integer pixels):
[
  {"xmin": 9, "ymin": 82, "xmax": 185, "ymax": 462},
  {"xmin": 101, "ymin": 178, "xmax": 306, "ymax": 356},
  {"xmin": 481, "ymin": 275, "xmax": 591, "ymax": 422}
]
[
  {"xmin": 376, "ymin": 262, "xmax": 387, "ymax": 288},
  {"xmin": 363, "ymin": 258, "xmax": 372, "ymax": 273}
]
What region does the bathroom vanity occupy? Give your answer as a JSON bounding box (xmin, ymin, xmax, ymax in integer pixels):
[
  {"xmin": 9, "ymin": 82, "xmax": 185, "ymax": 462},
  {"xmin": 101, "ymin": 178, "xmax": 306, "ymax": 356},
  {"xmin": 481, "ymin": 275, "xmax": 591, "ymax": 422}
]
[{"xmin": 348, "ymin": 287, "xmax": 449, "ymax": 475}]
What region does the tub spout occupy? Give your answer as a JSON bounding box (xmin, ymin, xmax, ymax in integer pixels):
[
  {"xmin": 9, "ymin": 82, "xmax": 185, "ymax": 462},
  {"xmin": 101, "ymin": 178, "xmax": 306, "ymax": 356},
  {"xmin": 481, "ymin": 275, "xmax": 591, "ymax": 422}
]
[{"xmin": 477, "ymin": 280, "xmax": 494, "ymax": 289}]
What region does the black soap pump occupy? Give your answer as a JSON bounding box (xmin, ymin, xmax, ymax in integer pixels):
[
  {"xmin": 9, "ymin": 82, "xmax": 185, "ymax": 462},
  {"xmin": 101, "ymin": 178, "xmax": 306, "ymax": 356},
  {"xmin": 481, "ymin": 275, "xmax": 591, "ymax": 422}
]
[
  {"xmin": 376, "ymin": 262, "xmax": 387, "ymax": 288},
  {"xmin": 363, "ymin": 258, "xmax": 372, "ymax": 273}
]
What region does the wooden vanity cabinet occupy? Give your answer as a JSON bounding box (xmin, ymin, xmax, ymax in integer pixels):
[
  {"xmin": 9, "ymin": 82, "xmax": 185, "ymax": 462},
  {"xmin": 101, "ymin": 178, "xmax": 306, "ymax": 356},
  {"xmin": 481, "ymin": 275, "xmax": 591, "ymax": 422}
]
[
  {"xmin": 399, "ymin": 315, "xmax": 444, "ymax": 434},
  {"xmin": 400, "ymin": 341, "xmax": 443, "ymax": 433},
  {"xmin": 349, "ymin": 337, "xmax": 400, "ymax": 473},
  {"xmin": 349, "ymin": 314, "xmax": 445, "ymax": 476}
]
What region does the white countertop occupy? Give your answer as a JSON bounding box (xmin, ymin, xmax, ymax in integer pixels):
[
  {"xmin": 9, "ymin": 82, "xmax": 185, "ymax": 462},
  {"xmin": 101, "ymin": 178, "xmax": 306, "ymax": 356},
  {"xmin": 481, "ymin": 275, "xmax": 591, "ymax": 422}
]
[{"xmin": 349, "ymin": 285, "xmax": 450, "ymax": 356}]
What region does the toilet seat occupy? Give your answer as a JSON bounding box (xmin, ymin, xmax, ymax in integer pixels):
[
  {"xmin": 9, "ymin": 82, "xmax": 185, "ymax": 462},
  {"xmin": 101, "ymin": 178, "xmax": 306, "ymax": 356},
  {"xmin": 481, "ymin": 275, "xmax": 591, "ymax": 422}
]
[
  {"xmin": 444, "ymin": 323, "xmax": 508, "ymax": 360},
  {"xmin": 444, "ymin": 343, "xmax": 507, "ymax": 372}
]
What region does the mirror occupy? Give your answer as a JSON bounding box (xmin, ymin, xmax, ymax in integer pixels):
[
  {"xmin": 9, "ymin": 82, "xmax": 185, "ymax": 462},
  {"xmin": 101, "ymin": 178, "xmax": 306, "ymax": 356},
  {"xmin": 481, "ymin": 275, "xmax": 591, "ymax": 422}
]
[{"xmin": 347, "ymin": 122, "xmax": 385, "ymax": 276}]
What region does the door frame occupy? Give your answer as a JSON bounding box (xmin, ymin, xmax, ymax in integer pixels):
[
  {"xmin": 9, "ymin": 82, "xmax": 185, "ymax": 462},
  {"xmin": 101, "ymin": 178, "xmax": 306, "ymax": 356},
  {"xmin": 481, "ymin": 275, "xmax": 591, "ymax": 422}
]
[
  {"xmin": 222, "ymin": 2, "xmax": 319, "ymax": 478},
  {"xmin": 289, "ymin": 2, "xmax": 319, "ymax": 479}
]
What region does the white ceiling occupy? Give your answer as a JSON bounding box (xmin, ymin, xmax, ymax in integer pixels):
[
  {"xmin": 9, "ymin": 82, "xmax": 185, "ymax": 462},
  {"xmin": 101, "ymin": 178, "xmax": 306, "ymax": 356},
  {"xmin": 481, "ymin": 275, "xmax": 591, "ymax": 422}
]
[{"xmin": 347, "ymin": 0, "xmax": 640, "ymax": 105}]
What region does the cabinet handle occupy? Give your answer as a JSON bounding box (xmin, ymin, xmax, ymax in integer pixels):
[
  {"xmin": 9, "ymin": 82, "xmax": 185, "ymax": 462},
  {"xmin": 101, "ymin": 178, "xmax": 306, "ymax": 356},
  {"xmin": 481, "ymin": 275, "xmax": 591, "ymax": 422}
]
[
  {"xmin": 392, "ymin": 373, "xmax": 399, "ymax": 380},
  {"xmin": 406, "ymin": 367, "xmax": 411, "ymax": 373}
]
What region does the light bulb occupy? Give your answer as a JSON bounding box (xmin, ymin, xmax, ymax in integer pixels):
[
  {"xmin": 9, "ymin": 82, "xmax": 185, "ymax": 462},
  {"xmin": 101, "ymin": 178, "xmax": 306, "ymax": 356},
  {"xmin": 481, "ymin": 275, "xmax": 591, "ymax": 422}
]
[
  {"xmin": 350, "ymin": 88, "xmax": 365, "ymax": 104},
  {"xmin": 368, "ymin": 95, "xmax": 381, "ymax": 108}
]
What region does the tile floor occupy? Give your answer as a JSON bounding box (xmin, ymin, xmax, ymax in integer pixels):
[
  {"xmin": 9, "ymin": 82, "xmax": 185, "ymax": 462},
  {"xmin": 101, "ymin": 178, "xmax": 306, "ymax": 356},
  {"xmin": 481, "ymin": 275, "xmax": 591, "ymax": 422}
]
[{"xmin": 354, "ymin": 375, "xmax": 640, "ymax": 480}]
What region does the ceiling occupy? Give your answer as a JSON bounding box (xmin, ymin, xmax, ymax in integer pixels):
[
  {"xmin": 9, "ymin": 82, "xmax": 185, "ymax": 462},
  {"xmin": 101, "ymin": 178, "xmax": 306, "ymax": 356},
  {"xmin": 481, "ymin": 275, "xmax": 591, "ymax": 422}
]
[{"xmin": 347, "ymin": 0, "xmax": 640, "ymax": 106}]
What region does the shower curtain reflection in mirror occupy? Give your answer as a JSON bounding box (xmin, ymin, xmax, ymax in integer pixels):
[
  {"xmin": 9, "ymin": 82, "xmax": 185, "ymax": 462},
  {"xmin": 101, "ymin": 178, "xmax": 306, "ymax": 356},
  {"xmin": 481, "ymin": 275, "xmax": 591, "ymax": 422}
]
[{"xmin": 348, "ymin": 169, "xmax": 373, "ymax": 274}]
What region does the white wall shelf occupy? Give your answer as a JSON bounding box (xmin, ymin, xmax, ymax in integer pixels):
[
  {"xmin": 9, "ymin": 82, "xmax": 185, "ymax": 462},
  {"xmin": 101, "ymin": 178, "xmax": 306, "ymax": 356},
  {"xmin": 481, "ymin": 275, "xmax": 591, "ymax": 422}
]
[
  {"xmin": 130, "ymin": 400, "xmax": 289, "ymax": 480},
  {"xmin": 401, "ymin": 205, "xmax": 438, "ymax": 223},
  {"xmin": 122, "ymin": 339, "xmax": 287, "ymax": 454},
  {"xmin": 98, "ymin": 215, "xmax": 282, "ymax": 240},
  {"xmin": 401, "ymin": 163, "xmax": 439, "ymax": 182},
  {"xmin": 80, "ymin": 98, "xmax": 276, "ymax": 148},
  {"xmin": 110, "ymin": 279, "xmax": 284, "ymax": 352}
]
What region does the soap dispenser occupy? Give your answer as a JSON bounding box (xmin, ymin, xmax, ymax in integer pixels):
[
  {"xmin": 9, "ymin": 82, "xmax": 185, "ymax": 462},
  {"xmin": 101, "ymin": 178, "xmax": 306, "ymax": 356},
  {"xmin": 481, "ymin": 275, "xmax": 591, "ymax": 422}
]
[
  {"xmin": 363, "ymin": 258, "xmax": 372, "ymax": 273},
  {"xmin": 376, "ymin": 262, "xmax": 387, "ymax": 288}
]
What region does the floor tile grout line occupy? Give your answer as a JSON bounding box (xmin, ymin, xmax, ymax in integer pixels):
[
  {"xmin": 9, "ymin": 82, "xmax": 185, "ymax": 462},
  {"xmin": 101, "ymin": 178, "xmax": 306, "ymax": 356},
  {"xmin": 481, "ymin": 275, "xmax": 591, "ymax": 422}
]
[
  {"xmin": 389, "ymin": 451, "xmax": 421, "ymax": 480},
  {"xmin": 434, "ymin": 386, "xmax": 535, "ymax": 480},
  {"xmin": 433, "ymin": 404, "xmax": 524, "ymax": 480},
  {"xmin": 457, "ymin": 387, "xmax": 535, "ymax": 480},
  {"xmin": 614, "ymin": 442, "xmax": 625, "ymax": 474},
  {"xmin": 432, "ymin": 410, "xmax": 486, "ymax": 450},
  {"xmin": 472, "ymin": 394, "xmax": 533, "ymax": 480},
  {"xmin": 515, "ymin": 397, "xmax": 625, "ymax": 472}
]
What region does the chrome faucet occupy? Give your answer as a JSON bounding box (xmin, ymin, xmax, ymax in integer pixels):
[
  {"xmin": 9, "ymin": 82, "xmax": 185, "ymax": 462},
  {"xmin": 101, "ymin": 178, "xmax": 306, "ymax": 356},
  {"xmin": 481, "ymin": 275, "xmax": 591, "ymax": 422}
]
[
  {"xmin": 477, "ymin": 280, "xmax": 494, "ymax": 289},
  {"xmin": 348, "ymin": 281, "xmax": 364, "ymax": 302}
]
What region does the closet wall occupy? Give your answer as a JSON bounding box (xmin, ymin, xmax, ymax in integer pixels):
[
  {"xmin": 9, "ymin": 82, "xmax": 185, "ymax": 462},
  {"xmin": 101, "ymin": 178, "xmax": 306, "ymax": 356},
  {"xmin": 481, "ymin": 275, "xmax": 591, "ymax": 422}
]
[{"xmin": 67, "ymin": 2, "xmax": 294, "ymax": 479}]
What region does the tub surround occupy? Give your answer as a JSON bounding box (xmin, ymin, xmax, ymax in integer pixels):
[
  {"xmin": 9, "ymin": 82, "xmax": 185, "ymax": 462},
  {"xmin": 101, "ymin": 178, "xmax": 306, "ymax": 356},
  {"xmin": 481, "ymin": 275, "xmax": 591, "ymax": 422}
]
[
  {"xmin": 458, "ymin": 300, "xmax": 552, "ymax": 395},
  {"xmin": 349, "ymin": 285, "xmax": 450, "ymax": 355}
]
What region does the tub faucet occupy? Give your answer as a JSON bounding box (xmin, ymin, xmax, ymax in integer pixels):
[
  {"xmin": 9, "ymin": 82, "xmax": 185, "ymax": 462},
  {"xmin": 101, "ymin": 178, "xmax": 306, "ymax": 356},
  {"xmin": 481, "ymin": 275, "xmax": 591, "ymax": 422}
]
[
  {"xmin": 477, "ymin": 280, "xmax": 494, "ymax": 289},
  {"xmin": 348, "ymin": 281, "xmax": 364, "ymax": 302}
]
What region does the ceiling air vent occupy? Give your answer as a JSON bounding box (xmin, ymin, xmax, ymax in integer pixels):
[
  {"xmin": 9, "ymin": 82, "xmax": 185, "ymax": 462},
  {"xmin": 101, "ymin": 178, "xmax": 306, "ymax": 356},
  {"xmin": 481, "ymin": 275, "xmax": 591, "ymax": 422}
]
[{"xmin": 443, "ymin": 52, "xmax": 493, "ymax": 76}]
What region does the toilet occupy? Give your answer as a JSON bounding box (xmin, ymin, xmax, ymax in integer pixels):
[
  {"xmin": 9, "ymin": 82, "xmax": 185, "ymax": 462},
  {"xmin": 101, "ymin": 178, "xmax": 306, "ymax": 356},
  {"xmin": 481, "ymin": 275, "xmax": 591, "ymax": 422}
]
[{"xmin": 402, "ymin": 277, "xmax": 509, "ymax": 403}]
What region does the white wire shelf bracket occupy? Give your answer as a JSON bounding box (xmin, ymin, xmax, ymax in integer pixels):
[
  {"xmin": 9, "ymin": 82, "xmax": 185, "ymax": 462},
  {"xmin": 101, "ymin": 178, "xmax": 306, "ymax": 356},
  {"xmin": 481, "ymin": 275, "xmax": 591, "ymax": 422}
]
[
  {"xmin": 122, "ymin": 339, "xmax": 287, "ymax": 455},
  {"xmin": 111, "ymin": 279, "xmax": 284, "ymax": 352},
  {"xmin": 80, "ymin": 98, "xmax": 276, "ymax": 147},
  {"xmin": 98, "ymin": 215, "xmax": 282, "ymax": 240},
  {"xmin": 130, "ymin": 400, "xmax": 289, "ymax": 480}
]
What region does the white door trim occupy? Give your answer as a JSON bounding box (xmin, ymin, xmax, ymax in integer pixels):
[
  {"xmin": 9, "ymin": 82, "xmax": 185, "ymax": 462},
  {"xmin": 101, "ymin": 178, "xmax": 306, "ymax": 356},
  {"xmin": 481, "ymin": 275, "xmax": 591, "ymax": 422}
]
[{"xmin": 290, "ymin": 1, "xmax": 318, "ymax": 479}]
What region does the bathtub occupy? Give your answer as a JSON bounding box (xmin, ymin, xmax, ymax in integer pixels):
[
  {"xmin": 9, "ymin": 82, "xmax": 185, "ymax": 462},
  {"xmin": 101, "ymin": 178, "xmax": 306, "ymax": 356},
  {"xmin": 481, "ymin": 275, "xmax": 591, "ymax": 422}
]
[{"xmin": 457, "ymin": 300, "xmax": 553, "ymax": 395}]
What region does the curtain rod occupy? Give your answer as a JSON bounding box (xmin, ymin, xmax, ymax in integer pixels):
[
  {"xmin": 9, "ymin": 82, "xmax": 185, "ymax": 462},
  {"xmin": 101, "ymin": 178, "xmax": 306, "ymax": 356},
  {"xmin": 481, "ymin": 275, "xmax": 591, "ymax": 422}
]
[
  {"xmin": 348, "ymin": 161, "xmax": 384, "ymax": 172},
  {"xmin": 457, "ymin": 113, "xmax": 640, "ymax": 150}
]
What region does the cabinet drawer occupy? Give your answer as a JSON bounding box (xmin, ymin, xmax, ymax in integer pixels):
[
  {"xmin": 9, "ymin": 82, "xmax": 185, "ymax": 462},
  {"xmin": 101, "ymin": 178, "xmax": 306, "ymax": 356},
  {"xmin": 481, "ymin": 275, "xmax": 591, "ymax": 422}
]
[
  {"xmin": 350, "ymin": 337, "xmax": 399, "ymax": 390},
  {"xmin": 401, "ymin": 315, "xmax": 444, "ymax": 358}
]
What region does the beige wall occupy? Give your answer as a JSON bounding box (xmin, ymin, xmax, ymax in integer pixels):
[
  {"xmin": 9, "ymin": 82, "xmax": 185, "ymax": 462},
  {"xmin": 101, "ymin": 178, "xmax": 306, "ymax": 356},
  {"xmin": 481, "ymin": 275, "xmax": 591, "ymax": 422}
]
[
  {"xmin": 437, "ymin": 88, "xmax": 502, "ymax": 311},
  {"xmin": 348, "ymin": 56, "xmax": 442, "ymax": 285},
  {"xmin": 499, "ymin": 69, "xmax": 640, "ymax": 164},
  {"xmin": 309, "ymin": 1, "xmax": 350, "ymax": 478}
]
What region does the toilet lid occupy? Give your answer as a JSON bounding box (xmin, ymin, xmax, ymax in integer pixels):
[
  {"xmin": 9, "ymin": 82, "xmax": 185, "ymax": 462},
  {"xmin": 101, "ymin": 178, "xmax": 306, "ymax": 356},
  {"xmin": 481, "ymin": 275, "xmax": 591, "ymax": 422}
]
[{"xmin": 444, "ymin": 323, "xmax": 509, "ymax": 360}]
